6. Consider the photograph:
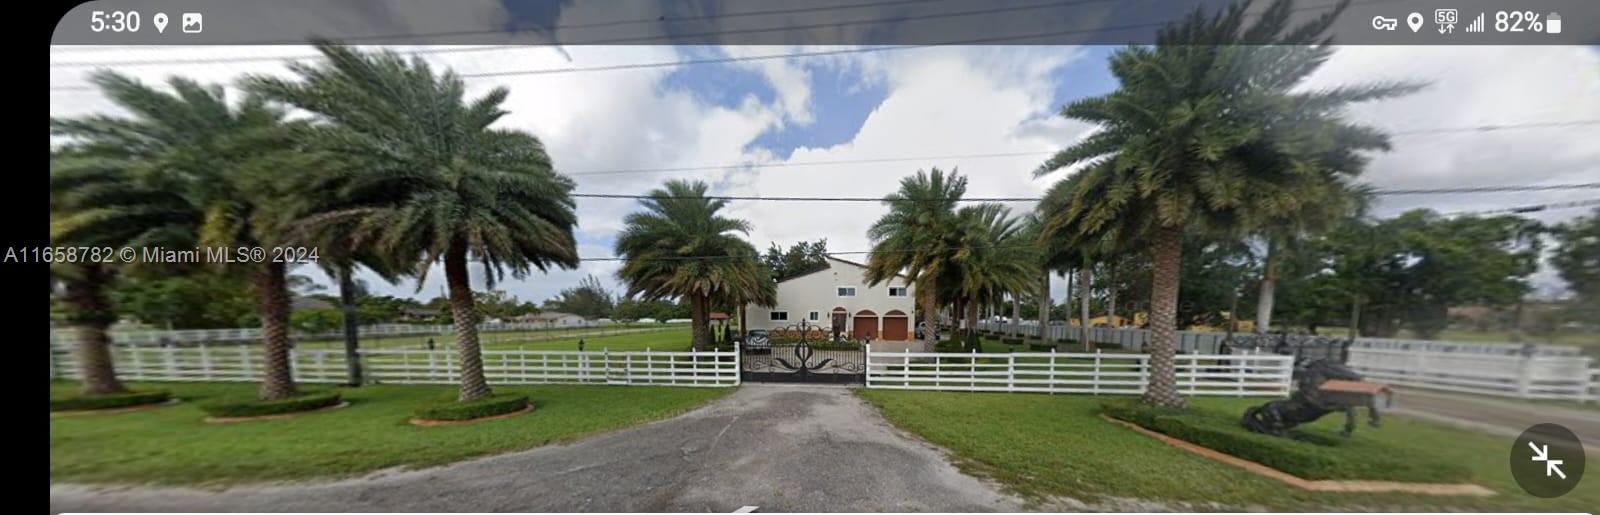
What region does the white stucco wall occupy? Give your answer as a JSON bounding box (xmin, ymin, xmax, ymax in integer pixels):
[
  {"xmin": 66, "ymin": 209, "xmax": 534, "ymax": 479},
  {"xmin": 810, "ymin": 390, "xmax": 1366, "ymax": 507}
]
[{"xmin": 744, "ymin": 258, "xmax": 916, "ymax": 340}]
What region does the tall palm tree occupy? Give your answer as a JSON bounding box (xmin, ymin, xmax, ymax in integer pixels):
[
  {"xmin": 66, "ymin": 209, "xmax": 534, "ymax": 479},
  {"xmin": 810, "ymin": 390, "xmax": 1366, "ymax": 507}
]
[
  {"xmin": 248, "ymin": 43, "xmax": 581, "ymax": 401},
  {"xmin": 49, "ymin": 150, "xmax": 194, "ymax": 396},
  {"xmin": 1033, "ymin": 0, "xmax": 1417, "ymax": 408},
  {"xmin": 1253, "ymin": 184, "xmax": 1373, "ymax": 333},
  {"xmin": 866, "ymin": 168, "xmax": 967, "ymax": 343},
  {"xmin": 51, "ymin": 72, "xmax": 311, "ymax": 400},
  {"xmin": 615, "ymin": 180, "xmax": 773, "ymax": 350}
]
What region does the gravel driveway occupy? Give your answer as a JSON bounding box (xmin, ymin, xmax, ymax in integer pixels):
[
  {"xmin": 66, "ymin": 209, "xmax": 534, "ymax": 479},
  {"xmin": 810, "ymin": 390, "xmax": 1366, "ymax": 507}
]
[{"xmin": 52, "ymin": 385, "xmax": 1024, "ymax": 513}]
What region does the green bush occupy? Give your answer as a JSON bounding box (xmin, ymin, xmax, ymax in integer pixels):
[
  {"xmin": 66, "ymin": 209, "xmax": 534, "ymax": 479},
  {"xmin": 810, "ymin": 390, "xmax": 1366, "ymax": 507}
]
[
  {"xmin": 200, "ymin": 390, "xmax": 342, "ymax": 418},
  {"xmin": 413, "ymin": 393, "xmax": 529, "ymax": 421},
  {"xmin": 1001, "ymin": 337, "xmax": 1024, "ymax": 346},
  {"xmin": 1100, "ymin": 399, "xmax": 1470, "ymax": 482},
  {"xmin": 50, "ymin": 390, "xmax": 171, "ymax": 412},
  {"xmin": 933, "ymin": 339, "xmax": 964, "ymax": 352},
  {"xmin": 1027, "ymin": 340, "xmax": 1056, "ymax": 351}
]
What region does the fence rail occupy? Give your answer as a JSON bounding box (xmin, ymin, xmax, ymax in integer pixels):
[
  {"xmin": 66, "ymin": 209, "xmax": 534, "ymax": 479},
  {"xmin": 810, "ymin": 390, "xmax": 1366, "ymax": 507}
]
[
  {"xmin": 49, "ymin": 321, "xmax": 689, "ymax": 346},
  {"xmin": 50, "ymin": 342, "xmax": 738, "ymax": 388},
  {"xmin": 865, "ymin": 346, "xmax": 1292, "ymax": 396},
  {"xmin": 975, "ymin": 320, "xmax": 1597, "ymax": 401}
]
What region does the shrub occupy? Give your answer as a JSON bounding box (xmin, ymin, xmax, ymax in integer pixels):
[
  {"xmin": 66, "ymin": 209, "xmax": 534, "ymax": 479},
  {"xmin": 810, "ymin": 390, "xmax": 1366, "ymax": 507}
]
[
  {"xmin": 50, "ymin": 390, "xmax": 171, "ymax": 412},
  {"xmin": 1100, "ymin": 399, "xmax": 1470, "ymax": 482},
  {"xmin": 413, "ymin": 393, "xmax": 529, "ymax": 421},
  {"xmin": 200, "ymin": 390, "xmax": 342, "ymax": 418},
  {"xmin": 933, "ymin": 339, "xmax": 964, "ymax": 352},
  {"xmin": 1027, "ymin": 340, "xmax": 1055, "ymax": 351},
  {"xmin": 1001, "ymin": 337, "xmax": 1024, "ymax": 346}
]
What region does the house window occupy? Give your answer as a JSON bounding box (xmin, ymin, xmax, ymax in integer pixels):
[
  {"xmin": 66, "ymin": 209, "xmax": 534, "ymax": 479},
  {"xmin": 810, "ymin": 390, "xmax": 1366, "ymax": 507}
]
[
  {"xmin": 770, "ymin": 311, "xmax": 789, "ymax": 321},
  {"xmin": 837, "ymin": 286, "xmax": 857, "ymax": 297},
  {"xmin": 808, "ymin": 311, "xmax": 820, "ymax": 321},
  {"xmin": 888, "ymin": 287, "xmax": 908, "ymax": 297}
]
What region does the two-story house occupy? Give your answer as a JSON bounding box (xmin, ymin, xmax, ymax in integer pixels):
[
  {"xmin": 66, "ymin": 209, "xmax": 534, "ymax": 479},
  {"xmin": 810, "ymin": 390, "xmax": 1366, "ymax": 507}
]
[{"xmin": 744, "ymin": 257, "xmax": 916, "ymax": 341}]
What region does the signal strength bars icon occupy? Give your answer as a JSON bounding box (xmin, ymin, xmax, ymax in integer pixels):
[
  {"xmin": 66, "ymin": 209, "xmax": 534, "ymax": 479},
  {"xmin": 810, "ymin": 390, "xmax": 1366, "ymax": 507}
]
[{"xmin": 1466, "ymin": 12, "xmax": 1485, "ymax": 32}]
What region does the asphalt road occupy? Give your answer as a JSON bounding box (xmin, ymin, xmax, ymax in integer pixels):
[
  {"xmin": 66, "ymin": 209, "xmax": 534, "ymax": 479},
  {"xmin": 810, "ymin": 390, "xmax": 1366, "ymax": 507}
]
[
  {"xmin": 51, "ymin": 385, "xmax": 1025, "ymax": 513},
  {"xmin": 1391, "ymin": 387, "xmax": 1600, "ymax": 448}
]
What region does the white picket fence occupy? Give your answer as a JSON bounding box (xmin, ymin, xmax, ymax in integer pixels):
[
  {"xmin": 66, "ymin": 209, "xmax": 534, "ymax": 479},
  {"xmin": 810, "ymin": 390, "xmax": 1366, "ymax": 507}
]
[
  {"xmin": 50, "ymin": 343, "xmax": 739, "ymax": 388},
  {"xmin": 49, "ymin": 320, "xmax": 688, "ymax": 346},
  {"xmin": 1345, "ymin": 348, "xmax": 1594, "ymax": 400},
  {"xmin": 976, "ymin": 320, "xmax": 1598, "ymax": 402},
  {"xmin": 864, "ymin": 345, "xmax": 1293, "ymax": 396}
]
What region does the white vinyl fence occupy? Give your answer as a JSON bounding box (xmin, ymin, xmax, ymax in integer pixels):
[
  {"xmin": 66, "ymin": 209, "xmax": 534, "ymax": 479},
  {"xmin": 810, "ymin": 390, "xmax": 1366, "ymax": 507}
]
[
  {"xmin": 976, "ymin": 320, "xmax": 1598, "ymax": 402},
  {"xmin": 49, "ymin": 320, "xmax": 687, "ymax": 346},
  {"xmin": 865, "ymin": 345, "xmax": 1293, "ymax": 396},
  {"xmin": 50, "ymin": 343, "xmax": 738, "ymax": 388}
]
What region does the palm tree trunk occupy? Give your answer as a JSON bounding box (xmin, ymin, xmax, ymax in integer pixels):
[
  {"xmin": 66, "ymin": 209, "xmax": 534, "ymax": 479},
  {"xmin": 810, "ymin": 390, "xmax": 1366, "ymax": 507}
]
[
  {"xmin": 64, "ymin": 263, "xmax": 126, "ymax": 396},
  {"xmin": 1079, "ymin": 266, "xmax": 1092, "ymax": 351},
  {"xmin": 1037, "ymin": 271, "xmax": 1050, "ymax": 341},
  {"xmin": 444, "ymin": 243, "xmax": 491, "ymax": 401},
  {"xmin": 1143, "ymin": 226, "xmax": 1186, "ymax": 409},
  {"xmin": 689, "ymin": 294, "xmax": 710, "ymax": 351},
  {"xmin": 965, "ymin": 293, "xmax": 979, "ymax": 350},
  {"xmin": 254, "ymin": 259, "xmax": 297, "ymax": 401},
  {"xmin": 1255, "ymin": 238, "xmax": 1278, "ymax": 333},
  {"xmin": 920, "ymin": 285, "xmax": 938, "ymax": 342},
  {"xmin": 1108, "ymin": 268, "xmax": 1119, "ymax": 328},
  {"xmin": 337, "ymin": 264, "xmax": 363, "ymax": 386}
]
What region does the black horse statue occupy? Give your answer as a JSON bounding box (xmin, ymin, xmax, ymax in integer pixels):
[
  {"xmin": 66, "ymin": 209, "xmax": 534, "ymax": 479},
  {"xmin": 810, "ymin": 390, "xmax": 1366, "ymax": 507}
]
[{"xmin": 1241, "ymin": 357, "xmax": 1389, "ymax": 437}]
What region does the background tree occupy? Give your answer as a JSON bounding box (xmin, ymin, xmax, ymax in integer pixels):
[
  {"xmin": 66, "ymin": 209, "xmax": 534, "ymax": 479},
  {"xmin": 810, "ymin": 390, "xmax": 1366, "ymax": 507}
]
[
  {"xmin": 543, "ymin": 275, "xmax": 617, "ymax": 319},
  {"xmin": 948, "ymin": 204, "xmax": 1037, "ymax": 348},
  {"xmin": 615, "ymin": 180, "xmax": 774, "ymax": 349},
  {"xmin": 249, "ymin": 43, "xmax": 581, "ymax": 402},
  {"xmin": 762, "ymin": 239, "xmax": 830, "ymax": 282},
  {"xmin": 1032, "ymin": 0, "xmax": 1415, "ymax": 408}
]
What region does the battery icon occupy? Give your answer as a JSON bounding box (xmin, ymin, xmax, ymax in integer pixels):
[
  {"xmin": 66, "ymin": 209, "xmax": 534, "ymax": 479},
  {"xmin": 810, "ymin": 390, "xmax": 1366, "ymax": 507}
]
[{"xmin": 1546, "ymin": 12, "xmax": 1561, "ymax": 34}]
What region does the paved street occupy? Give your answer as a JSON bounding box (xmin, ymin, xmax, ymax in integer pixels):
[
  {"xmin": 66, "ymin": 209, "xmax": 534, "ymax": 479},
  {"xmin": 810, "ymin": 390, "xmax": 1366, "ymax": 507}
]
[
  {"xmin": 51, "ymin": 385, "xmax": 1025, "ymax": 513},
  {"xmin": 1391, "ymin": 387, "xmax": 1600, "ymax": 447}
]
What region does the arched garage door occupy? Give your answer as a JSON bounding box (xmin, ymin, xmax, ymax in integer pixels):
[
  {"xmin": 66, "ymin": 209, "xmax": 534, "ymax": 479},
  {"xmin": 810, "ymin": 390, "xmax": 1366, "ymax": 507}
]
[
  {"xmin": 852, "ymin": 310, "xmax": 878, "ymax": 340},
  {"xmin": 882, "ymin": 310, "xmax": 909, "ymax": 340}
]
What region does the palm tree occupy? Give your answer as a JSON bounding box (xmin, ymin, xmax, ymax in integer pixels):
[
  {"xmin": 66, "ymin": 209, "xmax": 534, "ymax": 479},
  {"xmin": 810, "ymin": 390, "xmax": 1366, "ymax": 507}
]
[
  {"xmin": 248, "ymin": 43, "xmax": 581, "ymax": 401},
  {"xmin": 866, "ymin": 168, "xmax": 967, "ymax": 343},
  {"xmin": 946, "ymin": 203, "xmax": 1037, "ymax": 348},
  {"xmin": 1253, "ymin": 184, "xmax": 1373, "ymax": 333},
  {"xmin": 49, "ymin": 150, "xmax": 194, "ymax": 396},
  {"xmin": 615, "ymin": 180, "xmax": 773, "ymax": 350},
  {"xmin": 51, "ymin": 72, "xmax": 311, "ymax": 400},
  {"xmin": 1033, "ymin": 0, "xmax": 1417, "ymax": 408}
]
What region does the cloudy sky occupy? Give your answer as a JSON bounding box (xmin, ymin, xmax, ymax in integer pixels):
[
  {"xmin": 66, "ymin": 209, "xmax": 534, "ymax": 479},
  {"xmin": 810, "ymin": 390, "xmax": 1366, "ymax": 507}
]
[{"xmin": 48, "ymin": 42, "xmax": 1600, "ymax": 303}]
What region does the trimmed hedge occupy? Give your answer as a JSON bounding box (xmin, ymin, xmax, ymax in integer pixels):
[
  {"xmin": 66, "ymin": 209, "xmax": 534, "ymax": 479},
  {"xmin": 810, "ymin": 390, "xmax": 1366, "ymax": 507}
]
[
  {"xmin": 1001, "ymin": 337, "xmax": 1024, "ymax": 346},
  {"xmin": 50, "ymin": 390, "xmax": 171, "ymax": 412},
  {"xmin": 413, "ymin": 393, "xmax": 529, "ymax": 421},
  {"xmin": 1100, "ymin": 399, "xmax": 1470, "ymax": 482},
  {"xmin": 200, "ymin": 390, "xmax": 343, "ymax": 418}
]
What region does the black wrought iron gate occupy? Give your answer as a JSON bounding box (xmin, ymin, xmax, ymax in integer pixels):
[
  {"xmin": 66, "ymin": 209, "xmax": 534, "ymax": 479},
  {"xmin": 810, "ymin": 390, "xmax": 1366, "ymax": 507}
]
[{"xmin": 741, "ymin": 322, "xmax": 866, "ymax": 384}]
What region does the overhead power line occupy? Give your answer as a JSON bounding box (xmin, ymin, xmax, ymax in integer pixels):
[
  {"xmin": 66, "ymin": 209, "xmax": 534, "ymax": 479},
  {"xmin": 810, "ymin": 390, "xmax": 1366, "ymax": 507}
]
[
  {"xmin": 577, "ymin": 243, "xmax": 1040, "ymax": 262},
  {"xmin": 570, "ymin": 183, "xmax": 1600, "ymax": 203},
  {"xmin": 48, "ymin": 0, "xmax": 1384, "ymax": 89},
  {"xmin": 1446, "ymin": 198, "xmax": 1600, "ymax": 217},
  {"xmin": 560, "ymin": 122, "xmax": 1600, "ymax": 176},
  {"xmin": 49, "ymin": 0, "xmax": 1119, "ymax": 69}
]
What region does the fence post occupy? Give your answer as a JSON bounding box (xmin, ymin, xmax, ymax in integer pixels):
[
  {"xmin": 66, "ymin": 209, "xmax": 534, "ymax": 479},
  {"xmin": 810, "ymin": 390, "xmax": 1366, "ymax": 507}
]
[
  {"xmin": 1517, "ymin": 355, "xmax": 1534, "ymax": 398},
  {"xmin": 734, "ymin": 341, "xmax": 742, "ymax": 387},
  {"xmin": 1007, "ymin": 354, "xmax": 1015, "ymax": 393},
  {"xmin": 970, "ymin": 347, "xmax": 977, "ymax": 392},
  {"xmin": 904, "ymin": 347, "xmax": 911, "ymax": 388},
  {"xmin": 1093, "ymin": 349, "xmax": 1101, "ymax": 396},
  {"xmin": 1049, "ymin": 347, "xmax": 1057, "ymax": 395},
  {"xmin": 163, "ymin": 346, "xmax": 177, "ymax": 379},
  {"xmin": 199, "ymin": 343, "xmax": 212, "ymax": 380},
  {"xmin": 863, "ymin": 343, "xmax": 871, "ymax": 388}
]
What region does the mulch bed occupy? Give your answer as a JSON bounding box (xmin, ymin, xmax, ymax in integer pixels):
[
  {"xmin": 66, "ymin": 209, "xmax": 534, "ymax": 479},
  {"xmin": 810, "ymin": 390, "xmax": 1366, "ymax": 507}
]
[
  {"xmin": 1102, "ymin": 415, "xmax": 1495, "ymax": 496},
  {"xmin": 203, "ymin": 401, "xmax": 352, "ymax": 424},
  {"xmin": 409, "ymin": 404, "xmax": 536, "ymax": 427},
  {"xmin": 50, "ymin": 398, "xmax": 181, "ymax": 418}
]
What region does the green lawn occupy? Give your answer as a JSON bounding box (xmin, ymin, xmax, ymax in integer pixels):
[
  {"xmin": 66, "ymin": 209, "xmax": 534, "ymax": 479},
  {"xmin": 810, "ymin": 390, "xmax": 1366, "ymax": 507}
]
[
  {"xmin": 856, "ymin": 389, "xmax": 1597, "ymax": 511},
  {"xmin": 50, "ymin": 380, "xmax": 727, "ymax": 486}
]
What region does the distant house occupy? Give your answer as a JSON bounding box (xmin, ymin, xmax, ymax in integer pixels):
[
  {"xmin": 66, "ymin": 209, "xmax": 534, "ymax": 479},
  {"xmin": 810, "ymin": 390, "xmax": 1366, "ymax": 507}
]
[
  {"xmin": 526, "ymin": 311, "xmax": 587, "ymax": 327},
  {"xmin": 291, "ymin": 296, "xmax": 336, "ymax": 312},
  {"xmin": 744, "ymin": 257, "xmax": 916, "ymax": 341},
  {"xmin": 398, "ymin": 307, "xmax": 440, "ymax": 322},
  {"xmin": 635, "ymin": 317, "xmax": 659, "ymax": 324}
]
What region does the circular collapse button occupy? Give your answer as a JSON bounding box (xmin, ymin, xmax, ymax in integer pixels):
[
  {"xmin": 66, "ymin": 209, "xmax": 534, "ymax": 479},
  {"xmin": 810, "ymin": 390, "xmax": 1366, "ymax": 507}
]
[{"xmin": 1509, "ymin": 423, "xmax": 1585, "ymax": 498}]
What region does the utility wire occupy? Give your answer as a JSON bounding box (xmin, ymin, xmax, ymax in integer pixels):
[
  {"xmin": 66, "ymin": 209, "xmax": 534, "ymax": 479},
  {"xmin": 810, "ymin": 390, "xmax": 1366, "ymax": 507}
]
[
  {"xmin": 561, "ymin": 123, "xmax": 1600, "ymax": 176},
  {"xmin": 48, "ymin": 0, "xmax": 1383, "ymax": 87},
  {"xmin": 48, "ymin": 0, "xmax": 1118, "ymax": 69},
  {"xmin": 570, "ymin": 183, "xmax": 1600, "ymax": 203},
  {"xmin": 1445, "ymin": 198, "xmax": 1600, "ymax": 217}
]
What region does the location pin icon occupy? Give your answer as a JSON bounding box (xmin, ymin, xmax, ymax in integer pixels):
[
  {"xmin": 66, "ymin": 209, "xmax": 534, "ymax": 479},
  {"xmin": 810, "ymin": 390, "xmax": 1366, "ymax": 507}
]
[
  {"xmin": 153, "ymin": 13, "xmax": 169, "ymax": 33},
  {"xmin": 1406, "ymin": 12, "xmax": 1423, "ymax": 32}
]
